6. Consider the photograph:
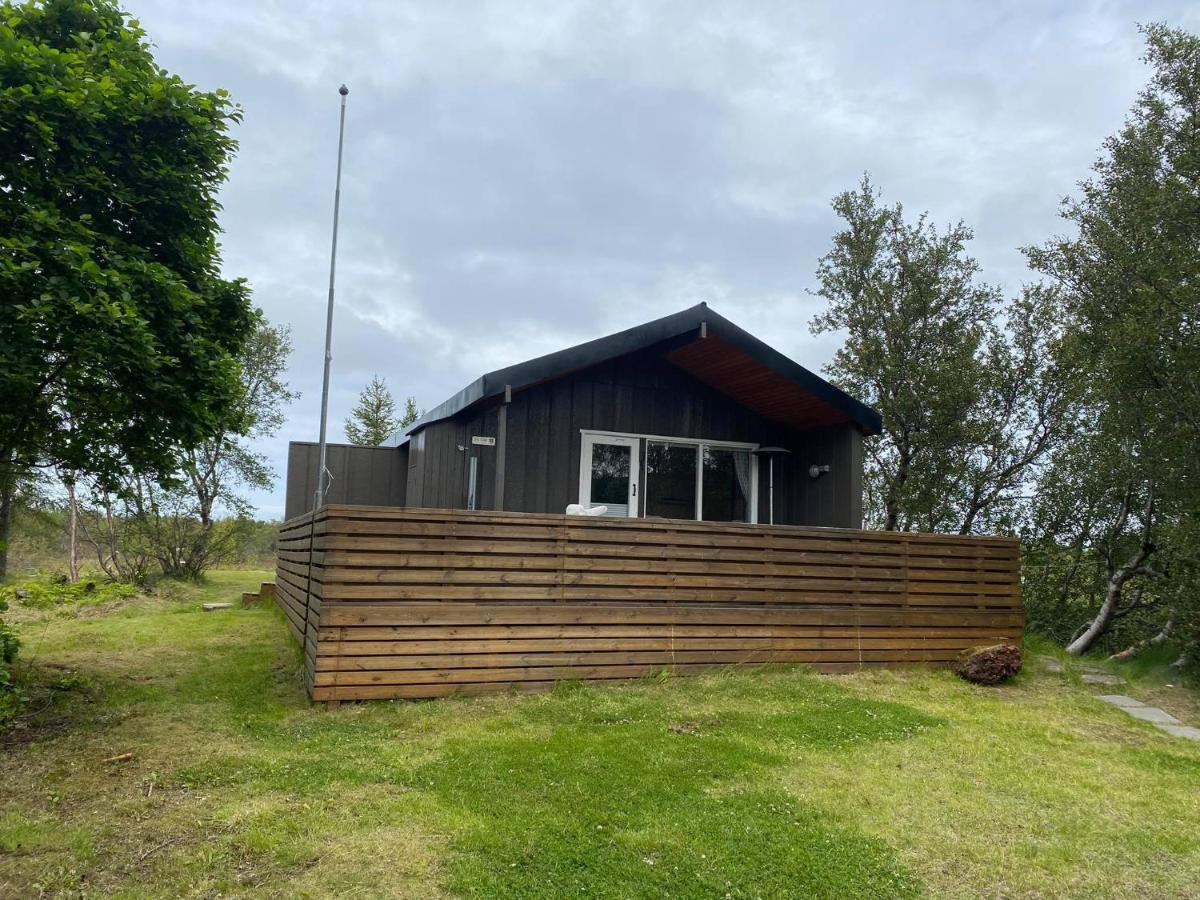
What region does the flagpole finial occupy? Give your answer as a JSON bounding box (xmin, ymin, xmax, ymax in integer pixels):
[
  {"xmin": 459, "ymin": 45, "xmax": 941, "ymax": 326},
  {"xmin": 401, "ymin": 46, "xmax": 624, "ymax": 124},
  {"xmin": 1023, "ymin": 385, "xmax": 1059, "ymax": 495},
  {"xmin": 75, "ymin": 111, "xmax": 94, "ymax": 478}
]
[{"xmin": 339, "ymin": 84, "xmax": 349, "ymax": 96}]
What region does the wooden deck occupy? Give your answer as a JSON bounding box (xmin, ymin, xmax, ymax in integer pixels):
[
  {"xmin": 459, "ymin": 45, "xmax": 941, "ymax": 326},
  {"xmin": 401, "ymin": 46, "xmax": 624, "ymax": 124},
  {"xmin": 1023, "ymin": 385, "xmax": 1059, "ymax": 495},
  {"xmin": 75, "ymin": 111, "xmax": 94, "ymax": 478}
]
[{"xmin": 276, "ymin": 505, "xmax": 1023, "ymax": 702}]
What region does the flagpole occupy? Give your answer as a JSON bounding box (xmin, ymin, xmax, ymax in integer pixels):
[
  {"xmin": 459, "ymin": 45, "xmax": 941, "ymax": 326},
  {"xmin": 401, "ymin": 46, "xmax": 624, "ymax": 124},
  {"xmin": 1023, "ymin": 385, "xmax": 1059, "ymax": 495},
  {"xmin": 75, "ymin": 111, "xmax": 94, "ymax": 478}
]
[{"xmin": 315, "ymin": 84, "xmax": 349, "ymax": 510}]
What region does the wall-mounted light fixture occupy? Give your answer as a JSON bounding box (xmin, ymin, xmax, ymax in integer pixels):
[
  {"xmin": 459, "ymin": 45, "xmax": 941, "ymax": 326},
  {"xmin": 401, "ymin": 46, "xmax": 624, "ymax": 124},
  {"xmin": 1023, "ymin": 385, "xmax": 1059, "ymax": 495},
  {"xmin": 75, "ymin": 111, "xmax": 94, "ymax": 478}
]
[{"xmin": 808, "ymin": 464, "xmax": 831, "ymax": 479}]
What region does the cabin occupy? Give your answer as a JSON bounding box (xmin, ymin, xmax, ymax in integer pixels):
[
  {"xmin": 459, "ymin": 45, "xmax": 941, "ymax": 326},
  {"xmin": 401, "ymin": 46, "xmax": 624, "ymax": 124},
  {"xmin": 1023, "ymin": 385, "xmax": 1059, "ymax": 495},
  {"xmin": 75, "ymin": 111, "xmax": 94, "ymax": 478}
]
[
  {"xmin": 284, "ymin": 303, "xmax": 881, "ymax": 526},
  {"xmin": 277, "ymin": 305, "xmax": 1023, "ymax": 703}
]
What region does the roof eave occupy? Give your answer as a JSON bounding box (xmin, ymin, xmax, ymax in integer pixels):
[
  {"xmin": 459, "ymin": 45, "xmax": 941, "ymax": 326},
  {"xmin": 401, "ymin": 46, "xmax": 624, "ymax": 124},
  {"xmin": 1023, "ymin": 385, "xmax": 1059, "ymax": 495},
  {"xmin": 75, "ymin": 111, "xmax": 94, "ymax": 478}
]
[{"xmin": 392, "ymin": 302, "xmax": 883, "ymax": 438}]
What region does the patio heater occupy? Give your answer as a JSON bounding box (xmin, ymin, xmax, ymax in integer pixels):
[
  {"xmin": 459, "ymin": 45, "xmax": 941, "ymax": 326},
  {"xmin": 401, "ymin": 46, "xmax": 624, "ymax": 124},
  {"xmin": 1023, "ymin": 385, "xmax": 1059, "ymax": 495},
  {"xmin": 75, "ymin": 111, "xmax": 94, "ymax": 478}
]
[{"xmin": 751, "ymin": 446, "xmax": 791, "ymax": 525}]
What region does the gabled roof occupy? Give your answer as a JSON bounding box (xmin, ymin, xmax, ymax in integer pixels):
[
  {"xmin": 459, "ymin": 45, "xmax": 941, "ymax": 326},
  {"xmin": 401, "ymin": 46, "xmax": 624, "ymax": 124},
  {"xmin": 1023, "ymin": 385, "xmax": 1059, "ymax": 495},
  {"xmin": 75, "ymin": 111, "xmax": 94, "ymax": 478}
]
[{"xmin": 392, "ymin": 303, "xmax": 881, "ymax": 443}]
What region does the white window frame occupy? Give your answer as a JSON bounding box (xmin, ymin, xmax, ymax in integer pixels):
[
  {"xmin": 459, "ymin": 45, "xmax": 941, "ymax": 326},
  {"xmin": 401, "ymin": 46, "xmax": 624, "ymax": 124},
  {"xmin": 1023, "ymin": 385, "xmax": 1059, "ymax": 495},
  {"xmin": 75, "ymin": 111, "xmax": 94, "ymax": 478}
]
[
  {"xmin": 579, "ymin": 430, "xmax": 759, "ymax": 524},
  {"xmin": 578, "ymin": 432, "xmax": 641, "ymax": 517}
]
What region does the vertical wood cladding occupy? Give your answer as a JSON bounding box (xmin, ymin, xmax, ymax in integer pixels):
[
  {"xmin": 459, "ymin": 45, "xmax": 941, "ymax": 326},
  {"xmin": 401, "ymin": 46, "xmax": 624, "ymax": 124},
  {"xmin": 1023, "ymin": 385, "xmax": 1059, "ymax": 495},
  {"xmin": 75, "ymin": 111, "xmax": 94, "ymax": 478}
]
[
  {"xmin": 404, "ymin": 349, "xmax": 866, "ymax": 527},
  {"xmin": 284, "ymin": 442, "xmax": 408, "ymax": 521}
]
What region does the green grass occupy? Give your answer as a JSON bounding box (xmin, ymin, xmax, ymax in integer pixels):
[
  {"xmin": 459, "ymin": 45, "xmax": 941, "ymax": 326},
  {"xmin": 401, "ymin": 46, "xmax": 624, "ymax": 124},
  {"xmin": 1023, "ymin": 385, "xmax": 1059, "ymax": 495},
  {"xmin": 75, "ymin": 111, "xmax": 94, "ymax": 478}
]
[{"xmin": 2, "ymin": 571, "xmax": 1199, "ymax": 898}]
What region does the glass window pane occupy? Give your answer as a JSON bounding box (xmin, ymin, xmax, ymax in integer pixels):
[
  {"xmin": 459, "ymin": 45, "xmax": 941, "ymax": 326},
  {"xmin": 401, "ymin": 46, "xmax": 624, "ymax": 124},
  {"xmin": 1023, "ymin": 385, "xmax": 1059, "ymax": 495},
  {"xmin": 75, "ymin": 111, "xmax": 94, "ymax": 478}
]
[
  {"xmin": 702, "ymin": 447, "xmax": 751, "ymax": 522},
  {"xmin": 590, "ymin": 443, "xmax": 631, "ymax": 513},
  {"xmin": 645, "ymin": 441, "xmax": 698, "ymax": 519}
]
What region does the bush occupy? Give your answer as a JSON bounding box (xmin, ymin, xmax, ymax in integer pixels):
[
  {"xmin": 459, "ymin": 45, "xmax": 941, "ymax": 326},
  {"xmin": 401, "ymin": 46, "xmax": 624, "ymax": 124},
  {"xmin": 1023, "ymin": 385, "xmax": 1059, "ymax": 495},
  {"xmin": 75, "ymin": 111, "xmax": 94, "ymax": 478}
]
[
  {"xmin": 0, "ymin": 597, "xmax": 19, "ymax": 728},
  {"xmin": 955, "ymin": 644, "xmax": 1023, "ymax": 686},
  {"xmin": 0, "ymin": 577, "xmax": 138, "ymax": 611}
]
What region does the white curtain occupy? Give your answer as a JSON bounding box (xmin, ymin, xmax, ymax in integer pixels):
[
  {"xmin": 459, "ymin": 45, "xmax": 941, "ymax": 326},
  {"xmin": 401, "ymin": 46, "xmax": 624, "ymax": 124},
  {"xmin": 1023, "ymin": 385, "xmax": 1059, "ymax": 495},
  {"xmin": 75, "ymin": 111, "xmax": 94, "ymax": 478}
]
[{"xmin": 733, "ymin": 450, "xmax": 752, "ymax": 514}]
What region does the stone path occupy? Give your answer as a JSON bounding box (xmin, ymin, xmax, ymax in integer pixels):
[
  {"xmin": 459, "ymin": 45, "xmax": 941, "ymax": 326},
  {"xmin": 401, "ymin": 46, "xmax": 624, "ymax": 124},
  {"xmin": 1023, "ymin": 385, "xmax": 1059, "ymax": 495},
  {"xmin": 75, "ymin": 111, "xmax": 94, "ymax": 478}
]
[
  {"xmin": 1035, "ymin": 656, "xmax": 1200, "ymax": 742},
  {"xmin": 1080, "ymin": 672, "xmax": 1124, "ymax": 685},
  {"xmin": 1096, "ymin": 695, "xmax": 1200, "ymax": 740}
]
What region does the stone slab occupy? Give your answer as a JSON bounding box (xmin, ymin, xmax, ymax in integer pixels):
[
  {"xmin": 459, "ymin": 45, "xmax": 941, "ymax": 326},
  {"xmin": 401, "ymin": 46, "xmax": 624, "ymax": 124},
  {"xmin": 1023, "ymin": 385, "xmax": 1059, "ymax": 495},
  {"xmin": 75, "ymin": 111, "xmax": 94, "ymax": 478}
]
[
  {"xmin": 1097, "ymin": 695, "xmax": 1145, "ymax": 708},
  {"xmin": 1123, "ymin": 706, "xmax": 1181, "ymax": 726},
  {"xmin": 1081, "ymin": 673, "xmax": 1123, "ymax": 685},
  {"xmin": 1159, "ymin": 724, "xmax": 1200, "ymax": 741}
]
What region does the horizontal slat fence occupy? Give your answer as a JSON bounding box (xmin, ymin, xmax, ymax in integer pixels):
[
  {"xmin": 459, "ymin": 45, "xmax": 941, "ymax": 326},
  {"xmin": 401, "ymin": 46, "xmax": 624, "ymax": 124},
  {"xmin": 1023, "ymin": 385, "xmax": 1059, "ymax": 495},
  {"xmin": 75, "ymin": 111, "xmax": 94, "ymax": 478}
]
[{"xmin": 276, "ymin": 505, "xmax": 1022, "ymax": 702}]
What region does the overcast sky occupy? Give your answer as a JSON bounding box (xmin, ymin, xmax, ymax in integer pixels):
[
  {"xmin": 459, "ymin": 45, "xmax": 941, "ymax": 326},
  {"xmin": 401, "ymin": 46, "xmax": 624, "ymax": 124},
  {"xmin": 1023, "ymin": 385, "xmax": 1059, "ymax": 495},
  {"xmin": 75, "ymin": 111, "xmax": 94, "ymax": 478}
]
[{"xmin": 126, "ymin": 0, "xmax": 1197, "ymax": 519}]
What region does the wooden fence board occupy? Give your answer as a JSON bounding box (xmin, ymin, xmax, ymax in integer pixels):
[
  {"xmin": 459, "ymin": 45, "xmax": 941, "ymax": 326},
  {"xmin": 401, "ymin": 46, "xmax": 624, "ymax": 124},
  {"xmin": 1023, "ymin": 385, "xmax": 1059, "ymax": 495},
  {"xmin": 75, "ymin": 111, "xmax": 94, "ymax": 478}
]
[{"xmin": 277, "ymin": 505, "xmax": 1023, "ymax": 701}]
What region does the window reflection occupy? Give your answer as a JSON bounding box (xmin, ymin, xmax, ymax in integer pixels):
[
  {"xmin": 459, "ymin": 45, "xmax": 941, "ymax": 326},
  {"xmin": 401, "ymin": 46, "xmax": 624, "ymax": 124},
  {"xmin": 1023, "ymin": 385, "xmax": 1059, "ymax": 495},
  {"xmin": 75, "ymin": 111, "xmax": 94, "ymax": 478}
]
[
  {"xmin": 702, "ymin": 447, "xmax": 751, "ymax": 522},
  {"xmin": 590, "ymin": 444, "xmax": 631, "ymax": 506},
  {"xmin": 645, "ymin": 442, "xmax": 698, "ymax": 519}
]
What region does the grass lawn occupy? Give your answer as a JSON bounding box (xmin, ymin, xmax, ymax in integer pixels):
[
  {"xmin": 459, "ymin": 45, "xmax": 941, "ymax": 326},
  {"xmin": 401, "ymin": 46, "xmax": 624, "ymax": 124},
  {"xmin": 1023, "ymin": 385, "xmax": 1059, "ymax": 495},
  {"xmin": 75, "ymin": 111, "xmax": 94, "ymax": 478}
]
[{"xmin": 2, "ymin": 570, "xmax": 1199, "ymax": 898}]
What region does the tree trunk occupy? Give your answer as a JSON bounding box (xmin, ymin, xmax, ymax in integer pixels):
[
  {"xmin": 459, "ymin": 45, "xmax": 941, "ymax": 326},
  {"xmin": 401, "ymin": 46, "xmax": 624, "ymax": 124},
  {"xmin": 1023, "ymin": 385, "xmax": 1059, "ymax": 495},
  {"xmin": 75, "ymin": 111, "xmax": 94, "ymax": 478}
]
[
  {"xmin": 1067, "ymin": 547, "xmax": 1155, "ymax": 655},
  {"xmin": 0, "ymin": 467, "xmax": 12, "ymax": 581},
  {"xmin": 1110, "ymin": 611, "xmax": 1174, "ymax": 660},
  {"xmin": 67, "ymin": 480, "xmax": 79, "ymax": 583},
  {"xmin": 1066, "ymin": 575, "xmax": 1126, "ymax": 655},
  {"xmin": 1068, "ymin": 486, "xmax": 1157, "ymax": 656}
]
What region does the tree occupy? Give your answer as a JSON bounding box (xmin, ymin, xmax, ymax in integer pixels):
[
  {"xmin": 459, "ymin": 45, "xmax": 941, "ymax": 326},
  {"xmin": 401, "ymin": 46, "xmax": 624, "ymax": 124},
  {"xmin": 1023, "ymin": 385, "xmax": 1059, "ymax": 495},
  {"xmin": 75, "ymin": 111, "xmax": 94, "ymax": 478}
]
[
  {"xmin": 1024, "ymin": 24, "xmax": 1200, "ymax": 655},
  {"xmin": 0, "ymin": 0, "xmax": 256, "ymax": 577},
  {"xmin": 811, "ymin": 176, "xmax": 1076, "ymax": 534},
  {"xmin": 80, "ymin": 320, "xmax": 297, "ymax": 580},
  {"xmin": 400, "ymin": 396, "xmax": 421, "ymax": 430},
  {"xmin": 344, "ymin": 376, "xmax": 418, "ymax": 445},
  {"xmin": 183, "ymin": 321, "xmax": 297, "ymax": 533}
]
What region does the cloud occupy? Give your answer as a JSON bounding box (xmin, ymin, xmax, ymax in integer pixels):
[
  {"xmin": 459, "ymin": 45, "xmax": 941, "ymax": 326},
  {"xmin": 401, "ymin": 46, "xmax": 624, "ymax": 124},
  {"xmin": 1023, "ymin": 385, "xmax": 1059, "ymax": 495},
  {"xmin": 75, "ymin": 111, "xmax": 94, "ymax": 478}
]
[{"xmin": 123, "ymin": 0, "xmax": 1199, "ymax": 519}]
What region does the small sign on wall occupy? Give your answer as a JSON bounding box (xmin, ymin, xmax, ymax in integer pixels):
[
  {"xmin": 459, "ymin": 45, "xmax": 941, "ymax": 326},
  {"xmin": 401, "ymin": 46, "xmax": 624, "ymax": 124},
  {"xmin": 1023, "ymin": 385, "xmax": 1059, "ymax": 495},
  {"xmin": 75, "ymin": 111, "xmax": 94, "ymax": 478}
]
[{"xmin": 471, "ymin": 435, "xmax": 496, "ymax": 446}]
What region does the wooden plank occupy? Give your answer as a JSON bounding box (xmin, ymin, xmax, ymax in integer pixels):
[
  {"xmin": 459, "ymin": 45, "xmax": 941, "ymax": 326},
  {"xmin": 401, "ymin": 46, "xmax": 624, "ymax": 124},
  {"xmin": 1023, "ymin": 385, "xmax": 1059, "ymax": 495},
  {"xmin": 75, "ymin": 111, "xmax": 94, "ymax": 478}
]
[
  {"xmin": 316, "ymin": 568, "xmax": 1019, "ymax": 597},
  {"xmin": 319, "ymin": 602, "xmax": 1024, "ymax": 628},
  {"xmin": 315, "ymin": 584, "xmax": 1019, "ymax": 607},
  {"xmin": 309, "ymin": 658, "xmax": 972, "ymax": 700},
  {"xmin": 319, "ymin": 623, "xmax": 1021, "ymax": 642},
  {"xmin": 314, "ymin": 551, "xmax": 1004, "ymax": 579},
  {"xmin": 317, "ymin": 539, "xmax": 1016, "ymax": 571},
  {"xmin": 312, "ymin": 652, "xmax": 970, "ymax": 687},
  {"xmin": 316, "ymin": 633, "xmax": 1012, "ymax": 657},
  {"xmin": 315, "ymin": 527, "xmax": 1016, "ymax": 561},
  {"xmin": 320, "ymin": 503, "xmax": 1019, "ymax": 546},
  {"xmin": 312, "ymin": 643, "xmax": 1003, "ymax": 662},
  {"xmin": 315, "ymin": 648, "xmax": 972, "ymax": 672}
]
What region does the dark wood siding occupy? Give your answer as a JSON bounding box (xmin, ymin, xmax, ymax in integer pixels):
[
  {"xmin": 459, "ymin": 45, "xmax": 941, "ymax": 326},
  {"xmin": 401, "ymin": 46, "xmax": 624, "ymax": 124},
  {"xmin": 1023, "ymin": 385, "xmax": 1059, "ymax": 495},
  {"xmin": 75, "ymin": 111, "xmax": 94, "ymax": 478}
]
[
  {"xmin": 285, "ymin": 442, "xmax": 408, "ymax": 520},
  {"xmin": 402, "ymin": 350, "xmax": 864, "ymax": 527},
  {"xmin": 404, "ymin": 408, "xmax": 502, "ymax": 512}
]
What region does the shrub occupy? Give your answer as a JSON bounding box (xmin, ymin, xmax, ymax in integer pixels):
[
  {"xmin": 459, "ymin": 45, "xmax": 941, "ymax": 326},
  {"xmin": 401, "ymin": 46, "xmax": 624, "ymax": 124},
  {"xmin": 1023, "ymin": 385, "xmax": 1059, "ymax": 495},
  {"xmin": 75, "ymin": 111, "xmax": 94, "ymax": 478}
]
[
  {"xmin": 0, "ymin": 597, "xmax": 19, "ymax": 728},
  {"xmin": 1, "ymin": 578, "xmax": 138, "ymax": 611},
  {"xmin": 955, "ymin": 644, "xmax": 1023, "ymax": 686}
]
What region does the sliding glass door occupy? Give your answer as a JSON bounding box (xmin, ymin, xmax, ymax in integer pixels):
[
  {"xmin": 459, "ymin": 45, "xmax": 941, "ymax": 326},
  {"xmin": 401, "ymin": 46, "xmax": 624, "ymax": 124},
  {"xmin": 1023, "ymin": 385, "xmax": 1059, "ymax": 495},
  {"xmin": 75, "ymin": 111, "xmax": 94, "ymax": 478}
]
[
  {"xmin": 701, "ymin": 445, "xmax": 753, "ymax": 522},
  {"xmin": 580, "ymin": 431, "xmax": 756, "ymax": 522},
  {"xmin": 644, "ymin": 442, "xmax": 699, "ymax": 519}
]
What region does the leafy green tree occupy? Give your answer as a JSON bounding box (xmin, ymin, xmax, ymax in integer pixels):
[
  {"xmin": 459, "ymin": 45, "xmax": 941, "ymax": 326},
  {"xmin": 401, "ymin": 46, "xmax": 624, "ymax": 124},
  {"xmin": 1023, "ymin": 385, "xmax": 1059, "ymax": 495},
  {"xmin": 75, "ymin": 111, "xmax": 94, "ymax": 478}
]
[
  {"xmin": 1025, "ymin": 24, "xmax": 1200, "ymax": 656},
  {"xmin": 811, "ymin": 176, "xmax": 1076, "ymax": 533},
  {"xmin": 184, "ymin": 321, "xmax": 297, "ymax": 531},
  {"xmin": 79, "ymin": 320, "xmax": 297, "ymax": 580},
  {"xmin": 0, "ymin": 0, "xmax": 256, "ymax": 577},
  {"xmin": 344, "ymin": 376, "xmax": 418, "ymax": 445}
]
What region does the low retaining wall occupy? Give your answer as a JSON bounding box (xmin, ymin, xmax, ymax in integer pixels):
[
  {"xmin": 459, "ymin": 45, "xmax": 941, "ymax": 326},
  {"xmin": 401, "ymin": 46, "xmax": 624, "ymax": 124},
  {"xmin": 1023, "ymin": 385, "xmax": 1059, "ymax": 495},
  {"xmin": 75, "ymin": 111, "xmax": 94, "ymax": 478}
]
[{"xmin": 276, "ymin": 505, "xmax": 1023, "ymax": 702}]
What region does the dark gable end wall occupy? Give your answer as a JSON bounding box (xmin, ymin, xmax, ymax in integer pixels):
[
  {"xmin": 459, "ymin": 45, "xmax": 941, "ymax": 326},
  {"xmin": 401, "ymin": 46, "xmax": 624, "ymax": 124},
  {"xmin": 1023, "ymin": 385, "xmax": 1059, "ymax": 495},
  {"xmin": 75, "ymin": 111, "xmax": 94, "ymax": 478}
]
[
  {"xmin": 404, "ymin": 407, "xmax": 500, "ymax": 512},
  {"xmin": 405, "ymin": 350, "xmax": 865, "ymax": 528}
]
